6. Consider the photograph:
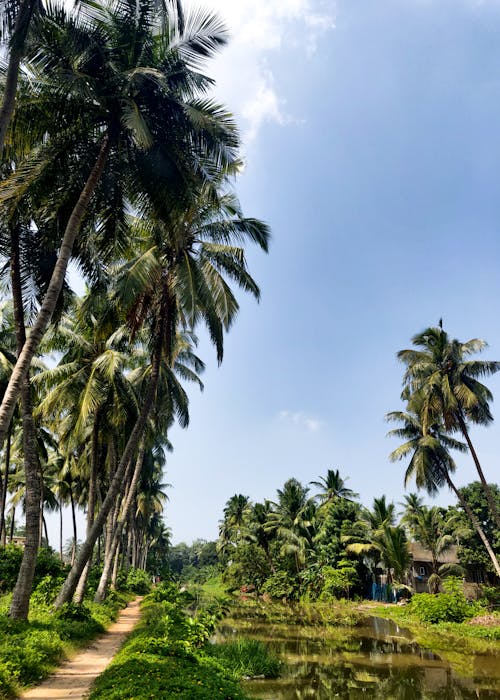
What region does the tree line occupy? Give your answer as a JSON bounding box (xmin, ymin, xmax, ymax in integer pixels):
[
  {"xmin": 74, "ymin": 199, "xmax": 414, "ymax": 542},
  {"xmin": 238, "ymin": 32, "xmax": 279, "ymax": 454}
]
[
  {"xmin": 0, "ymin": 0, "xmax": 269, "ymax": 618},
  {"xmin": 215, "ymin": 325, "xmax": 500, "ymax": 599}
]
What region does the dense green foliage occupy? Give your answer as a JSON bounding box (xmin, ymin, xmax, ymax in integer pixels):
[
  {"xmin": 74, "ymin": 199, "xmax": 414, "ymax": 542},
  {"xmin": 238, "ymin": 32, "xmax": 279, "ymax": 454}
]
[
  {"xmin": 0, "ymin": 591, "xmax": 128, "ymax": 699},
  {"xmin": 87, "ymin": 584, "xmax": 275, "ymax": 700},
  {"xmin": 203, "ymin": 639, "xmax": 281, "ymax": 679},
  {"xmin": 0, "ymin": 546, "xmax": 67, "ymax": 594},
  {"xmin": 408, "ymin": 578, "xmax": 482, "ymax": 623}
]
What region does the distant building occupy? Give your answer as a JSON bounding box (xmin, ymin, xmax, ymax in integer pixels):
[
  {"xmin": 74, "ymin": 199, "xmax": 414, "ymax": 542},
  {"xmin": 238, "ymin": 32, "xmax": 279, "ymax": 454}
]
[{"xmin": 409, "ymin": 542, "xmax": 488, "ymax": 592}]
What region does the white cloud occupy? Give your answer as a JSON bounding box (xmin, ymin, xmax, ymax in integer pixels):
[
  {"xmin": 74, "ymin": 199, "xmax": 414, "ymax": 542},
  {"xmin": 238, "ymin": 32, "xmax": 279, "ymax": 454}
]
[
  {"xmin": 278, "ymin": 410, "xmax": 325, "ymax": 433},
  {"xmin": 183, "ymin": 0, "xmax": 336, "ymax": 144}
]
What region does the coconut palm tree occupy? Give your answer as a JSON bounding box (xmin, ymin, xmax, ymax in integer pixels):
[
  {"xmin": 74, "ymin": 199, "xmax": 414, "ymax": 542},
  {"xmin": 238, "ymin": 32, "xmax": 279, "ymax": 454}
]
[
  {"xmin": 345, "ymin": 498, "xmax": 410, "ymax": 587},
  {"xmin": 398, "ymin": 324, "xmax": 500, "ymax": 530},
  {"xmin": 218, "ymin": 494, "xmax": 250, "ymax": 556},
  {"xmin": 0, "ymin": 0, "xmax": 237, "ymax": 448},
  {"xmin": 0, "ymin": 0, "xmax": 42, "ymax": 155},
  {"xmin": 387, "ymin": 406, "xmax": 500, "ymax": 578},
  {"xmin": 310, "ymin": 468, "xmax": 358, "ymax": 505},
  {"xmin": 266, "ymin": 478, "xmax": 317, "ymax": 573},
  {"xmin": 407, "ymin": 506, "xmax": 459, "ymax": 593}
]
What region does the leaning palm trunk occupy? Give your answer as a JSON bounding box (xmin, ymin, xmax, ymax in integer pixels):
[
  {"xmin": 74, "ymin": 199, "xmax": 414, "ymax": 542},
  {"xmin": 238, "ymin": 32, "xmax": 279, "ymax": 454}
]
[
  {"xmin": 54, "ymin": 346, "xmax": 161, "ymax": 607},
  {"xmin": 456, "ymin": 413, "xmax": 500, "ymax": 531},
  {"xmin": 9, "ymin": 225, "xmax": 43, "ymax": 619},
  {"xmin": 9, "ymin": 381, "xmax": 41, "ymax": 618},
  {"xmin": 0, "ymin": 135, "xmax": 110, "ymax": 448},
  {"xmin": 69, "ymin": 486, "xmax": 77, "ymax": 565},
  {"xmin": 0, "ymin": 426, "xmax": 12, "ymax": 545},
  {"xmin": 94, "ymin": 439, "xmax": 146, "ymax": 602},
  {"xmin": 74, "ymin": 421, "xmax": 99, "ymax": 602},
  {"xmin": 110, "ymin": 545, "xmax": 121, "ymax": 590},
  {"xmin": 443, "ymin": 469, "xmax": 500, "ymax": 579},
  {"xmin": 0, "ymin": 0, "xmax": 38, "ymax": 155}
]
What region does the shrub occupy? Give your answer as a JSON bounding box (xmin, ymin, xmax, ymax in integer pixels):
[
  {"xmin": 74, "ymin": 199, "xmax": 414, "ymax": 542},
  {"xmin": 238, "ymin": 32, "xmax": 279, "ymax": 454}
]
[
  {"xmin": 54, "ymin": 602, "xmax": 93, "ymax": 623},
  {"xmin": 31, "ymin": 575, "xmax": 65, "ymax": 606},
  {"xmin": 126, "ymin": 568, "xmax": 151, "ymax": 594},
  {"xmin": 319, "ymin": 561, "xmax": 359, "ymax": 601},
  {"xmin": 0, "ymin": 545, "xmax": 23, "ymax": 592},
  {"xmin": 0, "ymin": 546, "xmax": 67, "ymax": 594},
  {"xmin": 481, "ymin": 585, "xmax": 500, "ymax": 610},
  {"xmin": 261, "ymin": 571, "xmax": 298, "ymax": 600},
  {"xmin": 409, "ymin": 578, "xmax": 482, "ymax": 624}
]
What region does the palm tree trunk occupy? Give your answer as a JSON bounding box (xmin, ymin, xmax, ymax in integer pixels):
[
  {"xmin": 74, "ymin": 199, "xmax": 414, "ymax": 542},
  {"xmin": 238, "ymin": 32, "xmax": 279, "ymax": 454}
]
[
  {"xmin": 94, "ymin": 439, "xmax": 146, "ymax": 602},
  {"xmin": 0, "ymin": 135, "xmax": 111, "ymax": 449},
  {"xmin": 59, "ymin": 500, "xmax": 63, "ymax": 561},
  {"xmin": 70, "ymin": 486, "xmax": 77, "ymax": 566},
  {"xmin": 38, "ymin": 481, "xmax": 44, "ymax": 547},
  {"xmin": 457, "ymin": 413, "xmax": 500, "ymax": 531},
  {"xmin": 0, "ymin": 0, "xmax": 38, "ymax": 155},
  {"xmin": 74, "ymin": 419, "xmax": 99, "ymax": 602},
  {"xmin": 0, "ymin": 426, "xmax": 12, "ymax": 545},
  {"xmin": 111, "ymin": 544, "xmax": 121, "ymax": 590},
  {"xmin": 443, "ymin": 470, "xmax": 500, "ymax": 579},
  {"xmin": 54, "ymin": 344, "xmax": 162, "ymax": 607},
  {"xmin": 9, "ymin": 380, "xmax": 42, "ymax": 618},
  {"xmin": 42, "ymin": 515, "xmax": 49, "ymax": 548},
  {"xmin": 9, "ymin": 506, "xmax": 15, "ymax": 542},
  {"xmin": 9, "ymin": 225, "xmax": 42, "ymax": 620}
]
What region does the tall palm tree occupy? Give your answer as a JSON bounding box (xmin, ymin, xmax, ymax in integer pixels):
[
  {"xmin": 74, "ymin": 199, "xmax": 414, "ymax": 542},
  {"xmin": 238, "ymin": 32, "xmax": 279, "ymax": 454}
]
[
  {"xmin": 387, "ymin": 407, "xmax": 500, "ymax": 578},
  {"xmin": 346, "ymin": 498, "xmax": 410, "ymax": 586},
  {"xmin": 266, "ymin": 478, "xmax": 317, "ymax": 573},
  {"xmin": 398, "ymin": 324, "xmax": 500, "ymax": 530},
  {"xmin": 310, "ymin": 468, "xmax": 358, "ymax": 505},
  {"xmin": 0, "ymin": 0, "xmax": 237, "ymax": 447},
  {"xmin": 218, "ymin": 494, "xmax": 250, "ymax": 556}
]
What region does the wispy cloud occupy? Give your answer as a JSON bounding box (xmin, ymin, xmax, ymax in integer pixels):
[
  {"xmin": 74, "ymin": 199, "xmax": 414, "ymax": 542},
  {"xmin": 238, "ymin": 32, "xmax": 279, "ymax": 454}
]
[
  {"xmin": 184, "ymin": 0, "xmax": 336, "ymax": 144},
  {"xmin": 278, "ymin": 410, "xmax": 325, "ymax": 433}
]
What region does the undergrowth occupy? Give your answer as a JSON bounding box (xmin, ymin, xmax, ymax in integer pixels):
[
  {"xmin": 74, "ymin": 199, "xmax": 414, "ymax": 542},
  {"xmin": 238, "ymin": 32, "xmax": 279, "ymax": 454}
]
[
  {"xmin": 0, "ymin": 592, "xmax": 129, "ymax": 700},
  {"xmin": 87, "ymin": 582, "xmax": 279, "ymax": 700}
]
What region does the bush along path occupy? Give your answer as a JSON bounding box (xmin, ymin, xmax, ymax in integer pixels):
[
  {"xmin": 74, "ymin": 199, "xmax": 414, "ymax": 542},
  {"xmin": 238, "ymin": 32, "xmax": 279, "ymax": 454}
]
[
  {"xmin": 87, "ymin": 583, "xmax": 280, "ymax": 700},
  {"xmin": 16, "ymin": 597, "xmax": 143, "ymax": 700}
]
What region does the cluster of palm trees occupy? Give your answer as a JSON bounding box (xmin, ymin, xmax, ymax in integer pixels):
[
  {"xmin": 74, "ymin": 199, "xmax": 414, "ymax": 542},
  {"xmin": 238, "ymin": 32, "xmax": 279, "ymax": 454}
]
[
  {"xmin": 0, "ymin": 0, "xmax": 269, "ymax": 618},
  {"xmin": 217, "ymin": 324, "xmax": 500, "ymax": 598},
  {"xmin": 217, "ymin": 471, "xmax": 496, "ymax": 599}
]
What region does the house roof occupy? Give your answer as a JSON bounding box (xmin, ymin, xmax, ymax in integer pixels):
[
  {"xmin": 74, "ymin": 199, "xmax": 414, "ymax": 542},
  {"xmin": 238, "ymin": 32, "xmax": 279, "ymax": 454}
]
[{"xmin": 409, "ymin": 542, "xmax": 459, "ymax": 565}]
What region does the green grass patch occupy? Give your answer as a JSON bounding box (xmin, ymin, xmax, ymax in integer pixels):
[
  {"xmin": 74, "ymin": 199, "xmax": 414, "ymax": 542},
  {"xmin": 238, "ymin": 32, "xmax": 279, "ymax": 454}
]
[
  {"xmin": 231, "ymin": 597, "xmax": 361, "ymax": 627},
  {"xmin": 88, "ymin": 651, "xmax": 252, "ymax": 700},
  {"xmin": 87, "ymin": 585, "xmax": 259, "ymax": 700},
  {"xmin": 0, "ymin": 592, "xmax": 130, "ymax": 700},
  {"xmin": 365, "ymin": 601, "xmax": 500, "ymax": 652},
  {"xmin": 203, "ymin": 639, "xmax": 281, "ymax": 679}
]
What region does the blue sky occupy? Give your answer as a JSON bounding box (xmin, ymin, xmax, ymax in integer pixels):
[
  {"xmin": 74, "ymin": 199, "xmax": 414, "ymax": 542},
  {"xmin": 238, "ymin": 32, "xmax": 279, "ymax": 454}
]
[
  {"xmin": 158, "ymin": 0, "xmax": 500, "ymax": 544},
  {"xmin": 47, "ymin": 0, "xmax": 500, "ymax": 548}
]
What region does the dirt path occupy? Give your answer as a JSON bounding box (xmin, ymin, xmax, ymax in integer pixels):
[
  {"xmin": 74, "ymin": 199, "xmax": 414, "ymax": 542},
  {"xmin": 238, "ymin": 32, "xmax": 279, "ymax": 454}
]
[{"xmin": 18, "ymin": 597, "xmax": 143, "ymax": 700}]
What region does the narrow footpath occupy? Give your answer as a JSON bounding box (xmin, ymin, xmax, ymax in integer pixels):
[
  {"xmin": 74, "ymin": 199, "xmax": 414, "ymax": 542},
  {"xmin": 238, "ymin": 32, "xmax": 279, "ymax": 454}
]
[{"xmin": 18, "ymin": 597, "xmax": 143, "ymax": 700}]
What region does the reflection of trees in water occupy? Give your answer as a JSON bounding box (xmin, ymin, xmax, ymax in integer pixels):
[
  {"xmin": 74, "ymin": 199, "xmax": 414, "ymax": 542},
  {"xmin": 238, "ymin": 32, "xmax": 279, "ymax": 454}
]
[{"xmin": 228, "ymin": 615, "xmax": 499, "ymax": 700}]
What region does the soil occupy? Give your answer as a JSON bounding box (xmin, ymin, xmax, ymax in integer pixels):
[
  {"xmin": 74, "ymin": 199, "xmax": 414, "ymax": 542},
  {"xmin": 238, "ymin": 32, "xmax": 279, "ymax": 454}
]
[
  {"xmin": 468, "ymin": 613, "xmax": 500, "ymax": 627},
  {"xmin": 17, "ymin": 597, "xmax": 142, "ymax": 700}
]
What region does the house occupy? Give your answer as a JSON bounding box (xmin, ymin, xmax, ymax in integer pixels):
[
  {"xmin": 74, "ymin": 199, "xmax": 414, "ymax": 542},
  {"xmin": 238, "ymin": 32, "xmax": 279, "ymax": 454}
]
[
  {"xmin": 409, "ymin": 542, "xmax": 489, "ymax": 592},
  {"xmin": 409, "ymin": 542, "xmax": 460, "ymax": 592}
]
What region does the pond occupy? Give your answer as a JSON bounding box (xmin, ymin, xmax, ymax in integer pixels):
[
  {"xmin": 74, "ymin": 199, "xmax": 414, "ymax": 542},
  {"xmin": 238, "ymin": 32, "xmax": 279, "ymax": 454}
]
[{"xmin": 216, "ymin": 612, "xmax": 500, "ymax": 699}]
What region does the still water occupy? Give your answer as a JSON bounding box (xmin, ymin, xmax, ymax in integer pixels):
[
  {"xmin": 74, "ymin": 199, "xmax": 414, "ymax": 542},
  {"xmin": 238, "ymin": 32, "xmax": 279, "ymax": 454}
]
[{"xmin": 217, "ymin": 613, "xmax": 500, "ymax": 699}]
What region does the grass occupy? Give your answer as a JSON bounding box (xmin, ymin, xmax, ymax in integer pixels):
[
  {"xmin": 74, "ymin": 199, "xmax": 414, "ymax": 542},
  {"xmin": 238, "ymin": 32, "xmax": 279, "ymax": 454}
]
[
  {"xmin": 0, "ymin": 592, "xmax": 131, "ymax": 700},
  {"xmin": 363, "ymin": 601, "xmax": 500, "ymax": 653},
  {"xmin": 87, "ymin": 584, "xmax": 263, "ymax": 700},
  {"xmin": 231, "ymin": 596, "xmax": 362, "ymax": 627},
  {"xmin": 203, "ymin": 639, "xmax": 281, "ymax": 679}
]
